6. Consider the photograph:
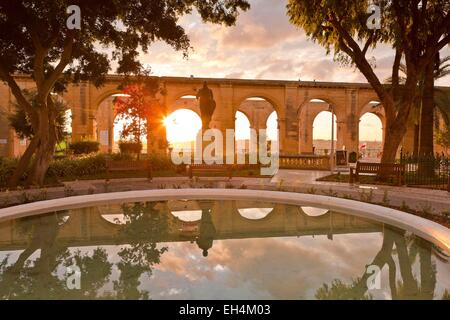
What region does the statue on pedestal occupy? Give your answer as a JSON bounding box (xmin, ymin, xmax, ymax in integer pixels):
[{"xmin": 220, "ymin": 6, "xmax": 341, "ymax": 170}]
[{"xmin": 196, "ymin": 81, "xmax": 216, "ymax": 130}]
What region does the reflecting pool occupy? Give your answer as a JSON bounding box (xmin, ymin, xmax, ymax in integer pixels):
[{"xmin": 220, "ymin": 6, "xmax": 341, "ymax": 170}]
[{"xmin": 0, "ymin": 199, "xmax": 448, "ymax": 299}]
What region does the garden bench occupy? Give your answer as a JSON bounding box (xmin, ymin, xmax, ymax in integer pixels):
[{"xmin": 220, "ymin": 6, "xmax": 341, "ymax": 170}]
[
  {"xmin": 188, "ymin": 164, "xmax": 234, "ymax": 180},
  {"xmin": 105, "ymin": 159, "xmax": 152, "ymax": 182},
  {"xmin": 350, "ymin": 161, "xmax": 405, "ymax": 186}
]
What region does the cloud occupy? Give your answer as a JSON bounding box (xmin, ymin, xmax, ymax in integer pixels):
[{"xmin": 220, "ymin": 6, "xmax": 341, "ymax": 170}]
[{"xmin": 136, "ymin": 0, "xmax": 450, "ymax": 86}]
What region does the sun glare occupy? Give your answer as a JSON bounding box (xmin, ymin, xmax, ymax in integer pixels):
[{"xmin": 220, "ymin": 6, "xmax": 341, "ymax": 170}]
[{"xmin": 165, "ymin": 109, "xmax": 202, "ymax": 147}]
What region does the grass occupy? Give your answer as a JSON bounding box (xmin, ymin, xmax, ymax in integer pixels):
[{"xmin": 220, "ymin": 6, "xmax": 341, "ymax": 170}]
[
  {"xmin": 317, "ymin": 173, "xmax": 448, "ymax": 189},
  {"xmin": 317, "ymin": 174, "xmax": 390, "ymax": 185}
]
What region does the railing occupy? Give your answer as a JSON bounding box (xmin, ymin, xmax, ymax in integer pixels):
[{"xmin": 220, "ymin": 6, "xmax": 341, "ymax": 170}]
[
  {"xmin": 314, "ymin": 148, "xmax": 382, "ymax": 159},
  {"xmin": 280, "ymin": 154, "xmax": 331, "ymax": 171},
  {"xmin": 359, "ymin": 148, "xmax": 382, "ymax": 159},
  {"xmin": 400, "ymin": 153, "xmax": 450, "ymax": 190}
]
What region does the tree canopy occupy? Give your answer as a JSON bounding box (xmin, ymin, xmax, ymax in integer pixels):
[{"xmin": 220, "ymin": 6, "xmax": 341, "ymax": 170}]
[
  {"xmin": 0, "ymin": 0, "xmax": 250, "ymax": 186},
  {"xmin": 287, "ymin": 0, "xmax": 450, "ymax": 163}
]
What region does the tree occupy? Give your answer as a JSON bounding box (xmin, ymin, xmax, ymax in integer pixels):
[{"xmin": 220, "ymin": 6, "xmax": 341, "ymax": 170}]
[
  {"xmin": 436, "ymin": 126, "xmax": 450, "ymax": 156},
  {"xmin": 287, "ymin": 0, "xmax": 450, "ymax": 164},
  {"xmin": 7, "ymin": 91, "xmax": 68, "ymax": 184},
  {"xmin": 114, "ymin": 80, "xmax": 162, "ymax": 157},
  {"xmin": 0, "ymin": 0, "xmax": 250, "ymax": 187},
  {"xmin": 386, "ymin": 56, "xmax": 450, "ymax": 157},
  {"xmin": 113, "ymin": 201, "xmax": 169, "ymax": 299},
  {"xmin": 315, "ymin": 228, "xmax": 436, "ymax": 300}
]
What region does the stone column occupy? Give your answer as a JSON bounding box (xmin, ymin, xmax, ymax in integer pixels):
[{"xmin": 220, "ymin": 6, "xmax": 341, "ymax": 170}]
[
  {"xmin": 282, "ymin": 85, "xmax": 300, "ymax": 154},
  {"xmin": 147, "ymin": 96, "xmax": 168, "ymax": 155},
  {"xmin": 298, "ymin": 106, "xmax": 314, "ymax": 154},
  {"xmin": 340, "ymin": 89, "xmax": 359, "ymax": 156}
]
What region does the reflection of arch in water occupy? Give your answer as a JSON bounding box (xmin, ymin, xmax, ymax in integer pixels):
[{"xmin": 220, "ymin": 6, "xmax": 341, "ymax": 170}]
[
  {"xmin": 231, "ymin": 202, "xmax": 286, "ymax": 234},
  {"xmin": 171, "ymin": 210, "xmax": 202, "ymax": 222},
  {"xmin": 301, "ymin": 207, "xmax": 329, "ymax": 217},
  {"xmin": 101, "ymin": 213, "xmax": 127, "ymax": 225},
  {"xmin": 167, "ymin": 200, "xmax": 203, "ymax": 223},
  {"xmin": 235, "ymin": 200, "xmax": 276, "ymax": 221},
  {"xmin": 237, "ymin": 207, "xmax": 274, "ymax": 220}
]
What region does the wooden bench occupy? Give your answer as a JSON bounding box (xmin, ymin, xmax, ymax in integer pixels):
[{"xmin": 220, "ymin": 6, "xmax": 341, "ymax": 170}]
[
  {"xmin": 188, "ymin": 164, "xmax": 234, "ymax": 180},
  {"xmin": 105, "ymin": 160, "xmax": 152, "ymax": 182},
  {"xmin": 350, "ymin": 161, "xmax": 405, "ymax": 186}
]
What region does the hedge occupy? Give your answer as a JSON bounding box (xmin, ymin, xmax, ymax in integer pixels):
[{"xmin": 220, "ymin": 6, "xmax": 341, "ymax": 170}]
[
  {"xmin": 0, "ymin": 153, "xmax": 178, "ymax": 189},
  {"xmin": 0, "ymin": 157, "xmax": 19, "ymax": 188},
  {"xmin": 118, "ymin": 141, "xmax": 142, "ymax": 154},
  {"xmin": 69, "ymin": 141, "xmax": 100, "ymax": 155}
]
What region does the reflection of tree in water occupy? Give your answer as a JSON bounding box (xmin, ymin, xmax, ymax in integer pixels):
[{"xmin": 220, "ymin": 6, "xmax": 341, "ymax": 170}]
[
  {"xmin": 113, "ymin": 201, "xmax": 169, "ymax": 299},
  {"xmin": 0, "ymin": 212, "xmax": 112, "ymax": 299},
  {"xmin": 315, "ymin": 227, "xmax": 446, "ymax": 300},
  {"xmin": 0, "ymin": 202, "xmax": 170, "ymax": 299}
]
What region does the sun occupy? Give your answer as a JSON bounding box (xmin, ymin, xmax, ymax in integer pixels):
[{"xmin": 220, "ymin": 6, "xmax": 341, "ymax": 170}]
[{"xmin": 164, "ymin": 109, "xmax": 202, "ymax": 146}]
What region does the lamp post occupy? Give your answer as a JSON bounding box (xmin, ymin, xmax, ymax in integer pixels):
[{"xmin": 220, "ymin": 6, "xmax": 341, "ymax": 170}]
[{"xmin": 329, "ymin": 104, "xmax": 335, "ymax": 174}]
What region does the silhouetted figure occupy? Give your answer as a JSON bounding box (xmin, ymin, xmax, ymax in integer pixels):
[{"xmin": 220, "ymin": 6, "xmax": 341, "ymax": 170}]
[
  {"xmin": 196, "ymin": 81, "xmax": 216, "ymax": 130},
  {"xmin": 196, "ymin": 207, "xmax": 216, "ymax": 257}
]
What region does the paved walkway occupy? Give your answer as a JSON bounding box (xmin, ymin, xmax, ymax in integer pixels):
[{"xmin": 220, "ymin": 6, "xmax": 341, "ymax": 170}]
[
  {"xmin": 1, "ymin": 169, "xmax": 450, "ymax": 215},
  {"xmin": 268, "ymin": 169, "xmax": 450, "ymax": 214}
]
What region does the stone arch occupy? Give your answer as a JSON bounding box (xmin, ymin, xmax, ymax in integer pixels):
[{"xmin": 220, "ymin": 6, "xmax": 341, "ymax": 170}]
[
  {"xmin": 234, "ymin": 110, "xmax": 251, "ymax": 142},
  {"xmin": 236, "ymin": 99, "xmax": 274, "ymax": 131},
  {"xmin": 95, "ymin": 95, "xmax": 117, "ymax": 152},
  {"xmin": 233, "ymin": 93, "xmax": 283, "ymax": 118},
  {"xmin": 358, "ymin": 100, "xmax": 385, "ymax": 160},
  {"xmin": 298, "ymin": 98, "xmax": 341, "ymax": 154},
  {"xmin": 164, "ymin": 89, "xmax": 200, "ymax": 112},
  {"xmin": 167, "ymin": 94, "xmax": 201, "ymax": 116},
  {"xmin": 93, "ymin": 88, "xmax": 123, "ymax": 111},
  {"xmin": 357, "ymin": 96, "xmax": 382, "ymax": 114}
]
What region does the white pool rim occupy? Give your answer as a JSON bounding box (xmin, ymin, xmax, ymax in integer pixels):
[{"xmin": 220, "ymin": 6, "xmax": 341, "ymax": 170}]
[{"xmin": 0, "ymin": 189, "xmax": 449, "ymax": 254}]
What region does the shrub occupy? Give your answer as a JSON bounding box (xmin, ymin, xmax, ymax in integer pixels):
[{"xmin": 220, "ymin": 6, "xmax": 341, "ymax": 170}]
[
  {"xmin": 0, "ymin": 157, "xmax": 19, "ymax": 189},
  {"xmin": 69, "ymin": 141, "xmax": 100, "ymax": 155},
  {"xmin": 118, "ymin": 141, "xmax": 142, "ymax": 155},
  {"xmin": 147, "ymin": 153, "xmax": 176, "ymax": 171},
  {"xmin": 47, "ymin": 153, "xmax": 106, "ymax": 179}
]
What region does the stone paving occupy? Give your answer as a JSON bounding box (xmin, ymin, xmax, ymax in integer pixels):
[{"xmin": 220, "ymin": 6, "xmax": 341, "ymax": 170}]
[{"xmin": 1, "ymin": 169, "xmax": 449, "ymax": 215}]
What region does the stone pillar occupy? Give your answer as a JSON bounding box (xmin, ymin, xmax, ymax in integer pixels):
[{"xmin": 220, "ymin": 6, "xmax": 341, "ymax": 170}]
[
  {"xmin": 215, "ymin": 84, "xmax": 235, "ymax": 131},
  {"xmin": 0, "ymin": 86, "xmax": 13, "ymax": 157},
  {"xmin": 147, "ymin": 95, "xmax": 168, "ymax": 155},
  {"xmin": 340, "ymin": 89, "xmax": 359, "ymax": 155},
  {"xmin": 202, "ymin": 83, "xmax": 234, "ymax": 161},
  {"xmin": 282, "ymin": 85, "xmax": 300, "ymax": 154},
  {"xmin": 298, "ymin": 106, "xmax": 314, "ymax": 154},
  {"xmin": 72, "ymin": 82, "xmax": 96, "ymax": 141}
]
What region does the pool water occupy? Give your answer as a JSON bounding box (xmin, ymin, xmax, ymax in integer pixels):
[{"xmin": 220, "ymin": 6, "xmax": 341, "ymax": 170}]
[{"xmin": 0, "ymin": 199, "xmax": 448, "ymax": 300}]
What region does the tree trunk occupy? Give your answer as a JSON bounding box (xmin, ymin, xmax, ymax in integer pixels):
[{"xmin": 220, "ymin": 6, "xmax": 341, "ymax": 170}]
[
  {"xmin": 419, "ymin": 60, "xmax": 435, "ymax": 157},
  {"xmin": 413, "ymin": 124, "xmax": 419, "ymax": 157},
  {"xmin": 30, "ymin": 135, "xmax": 55, "ymax": 186},
  {"xmin": 417, "ymin": 60, "xmax": 435, "ymax": 176},
  {"xmin": 8, "ymin": 135, "xmax": 39, "ymax": 188},
  {"xmin": 418, "ymin": 240, "xmax": 436, "ymax": 299},
  {"xmin": 28, "ymin": 103, "xmax": 57, "ymax": 186},
  {"xmin": 380, "ymin": 123, "xmax": 405, "ymax": 164}
]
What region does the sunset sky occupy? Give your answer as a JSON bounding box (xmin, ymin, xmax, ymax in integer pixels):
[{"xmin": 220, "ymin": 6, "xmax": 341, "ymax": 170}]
[
  {"xmin": 141, "ymin": 0, "xmax": 450, "ymax": 85},
  {"xmin": 117, "ymin": 0, "xmax": 449, "ymax": 144}
]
